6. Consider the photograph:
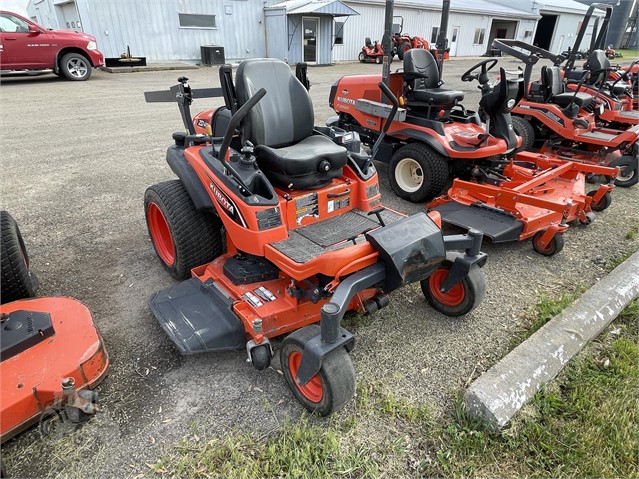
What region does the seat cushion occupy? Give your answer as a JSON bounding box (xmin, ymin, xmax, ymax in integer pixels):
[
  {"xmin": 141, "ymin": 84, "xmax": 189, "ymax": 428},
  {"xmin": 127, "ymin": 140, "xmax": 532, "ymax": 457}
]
[
  {"xmin": 255, "ymin": 135, "xmax": 348, "ymax": 189},
  {"xmin": 412, "ymin": 88, "xmax": 465, "ymax": 105},
  {"xmin": 552, "ymin": 92, "xmax": 594, "ymax": 109}
]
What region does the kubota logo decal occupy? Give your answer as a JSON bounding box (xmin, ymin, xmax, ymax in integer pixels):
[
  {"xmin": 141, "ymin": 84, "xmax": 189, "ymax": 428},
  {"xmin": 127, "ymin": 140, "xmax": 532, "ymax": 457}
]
[
  {"xmin": 208, "ymin": 179, "xmax": 247, "ymax": 227},
  {"xmin": 211, "ymin": 183, "xmax": 234, "ymax": 215},
  {"xmin": 197, "ymin": 119, "xmax": 208, "ymax": 128},
  {"xmin": 337, "ymin": 96, "xmax": 355, "ymax": 105}
]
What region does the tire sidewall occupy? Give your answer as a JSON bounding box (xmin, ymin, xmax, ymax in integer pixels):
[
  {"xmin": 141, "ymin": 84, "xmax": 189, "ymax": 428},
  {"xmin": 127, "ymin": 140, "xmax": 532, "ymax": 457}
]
[
  {"xmin": 389, "ymin": 144, "xmax": 449, "ymax": 202},
  {"xmin": 60, "ymin": 52, "xmax": 92, "ymax": 81}
]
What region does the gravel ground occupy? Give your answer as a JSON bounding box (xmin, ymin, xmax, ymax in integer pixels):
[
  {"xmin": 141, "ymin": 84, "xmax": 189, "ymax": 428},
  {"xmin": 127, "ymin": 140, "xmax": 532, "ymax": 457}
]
[{"xmin": 1, "ymin": 57, "xmax": 637, "ymax": 478}]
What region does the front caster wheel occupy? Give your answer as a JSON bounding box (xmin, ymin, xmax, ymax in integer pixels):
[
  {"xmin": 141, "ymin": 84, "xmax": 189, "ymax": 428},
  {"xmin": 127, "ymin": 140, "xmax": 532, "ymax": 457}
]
[
  {"xmin": 421, "ymin": 262, "xmax": 486, "ymax": 316},
  {"xmin": 250, "ymin": 344, "xmax": 272, "ymax": 371},
  {"xmin": 587, "ymin": 190, "xmax": 612, "ymax": 212},
  {"xmin": 532, "ymin": 230, "xmax": 564, "ymax": 256},
  {"xmin": 281, "ymin": 325, "xmax": 355, "ymax": 416}
]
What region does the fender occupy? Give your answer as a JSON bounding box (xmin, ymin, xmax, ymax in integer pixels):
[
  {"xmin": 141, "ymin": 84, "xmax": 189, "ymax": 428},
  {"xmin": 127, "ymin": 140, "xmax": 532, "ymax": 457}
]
[
  {"xmin": 391, "ymin": 128, "xmax": 449, "ymax": 156},
  {"xmin": 165, "ymin": 145, "xmax": 217, "ymax": 213}
]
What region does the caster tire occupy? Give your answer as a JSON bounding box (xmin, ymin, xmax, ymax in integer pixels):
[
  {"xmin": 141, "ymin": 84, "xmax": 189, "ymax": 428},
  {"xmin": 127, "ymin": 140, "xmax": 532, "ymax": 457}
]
[
  {"xmin": 587, "ymin": 190, "xmax": 612, "ymax": 212},
  {"xmin": 144, "ymin": 180, "xmax": 224, "ymax": 280},
  {"xmin": 532, "ymin": 230, "xmax": 564, "ymax": 256},
  {"xmin": 250, "ymin": 344, "xmax": 272, "ymax": 371},
  {"xmin": 421, "ymin": 262, "xmax": 486, "ymax": 316},
  {"xmin": 281, "ymin": 325, "xmax": 355, "ymax": 416},
  {"xmin": 579, "ymin": 211, "xmax": 596, "ymax": 225}
]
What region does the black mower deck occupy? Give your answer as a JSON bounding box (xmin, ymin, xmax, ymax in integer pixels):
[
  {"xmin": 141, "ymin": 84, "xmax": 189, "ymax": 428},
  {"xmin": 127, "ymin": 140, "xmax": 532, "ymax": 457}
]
[
  {"xmin": 432, "ymin": 202, "xmax": 524, "ymax": 243},
  {"xmin": 272, "ymin": 209, "xmax": 404, "ymax": 263}
]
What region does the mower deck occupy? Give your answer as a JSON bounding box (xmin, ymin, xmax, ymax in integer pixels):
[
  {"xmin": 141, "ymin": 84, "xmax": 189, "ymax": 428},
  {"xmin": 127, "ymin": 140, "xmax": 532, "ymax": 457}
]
[
  {"xmin": 0, "ymin": 297, "xmax": 109, "ymax": 442},
  {"xmin": 429, "ymin": 153, "xmax": 616, "ymax": 249}
]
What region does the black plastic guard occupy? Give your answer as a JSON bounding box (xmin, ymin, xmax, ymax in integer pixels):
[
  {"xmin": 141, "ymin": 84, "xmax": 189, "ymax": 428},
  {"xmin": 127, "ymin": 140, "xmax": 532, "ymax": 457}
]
[
  {"xmin": 433, "ymin": 202, "xmax": 524, "ymax": 243},
  {"xmin": 365, "ymin": 213, "xmax": 446, "ymax": 292},
  {"xmin": 149, "ymin": 278, "xmax": 245, "ymax": 355},
  {"xmin": 1, "ymin": 310, "xmax": 54, "ymax": 362}
]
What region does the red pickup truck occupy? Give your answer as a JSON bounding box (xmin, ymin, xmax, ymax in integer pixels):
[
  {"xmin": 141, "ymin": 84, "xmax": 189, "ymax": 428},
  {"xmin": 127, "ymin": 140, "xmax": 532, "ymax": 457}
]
[{"xmin": 0, "ymin": 11, "xmax": 104, "ymax": 81}]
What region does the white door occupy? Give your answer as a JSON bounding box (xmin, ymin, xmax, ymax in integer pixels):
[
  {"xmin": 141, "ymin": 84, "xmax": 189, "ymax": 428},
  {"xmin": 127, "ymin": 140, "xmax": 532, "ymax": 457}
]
[
  {"xmin": 303, "ymin": 17, "xmax": 319, "ymax": 64},
  {"xmin": 60, "ymin": 2, "xmax": 81, "ymax": 31},
  {"xmin": 450, "ymin": 26, "xmax": 460, "ymax": 56}
]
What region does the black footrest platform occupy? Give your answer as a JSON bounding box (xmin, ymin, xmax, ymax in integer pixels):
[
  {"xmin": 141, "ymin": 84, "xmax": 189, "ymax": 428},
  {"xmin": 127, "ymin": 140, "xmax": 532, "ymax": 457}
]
[
  {"xmin": 433, "ymin": 202, "xmax": 524, "ymax": 243},
  {"xmin": 149, "ymin": 278, "xmax": 245, "ymax": 354}
]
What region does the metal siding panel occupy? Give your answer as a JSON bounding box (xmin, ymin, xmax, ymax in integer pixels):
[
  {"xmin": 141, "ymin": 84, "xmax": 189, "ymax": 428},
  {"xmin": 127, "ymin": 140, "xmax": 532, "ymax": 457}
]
[
  {"xmin": 76, "ymin": 0, "xmax": 268, "ymax": 61},
  {"xmin": 287, "ymin": 15, "xmax": 303, "ymax": 63},
  {"xmin": 320, "ymin": 15, "xmax": 332, "ymax": 64},
  {"xmin": 265, "ymin": 9, "xmax": 288, "ymax": 60}
]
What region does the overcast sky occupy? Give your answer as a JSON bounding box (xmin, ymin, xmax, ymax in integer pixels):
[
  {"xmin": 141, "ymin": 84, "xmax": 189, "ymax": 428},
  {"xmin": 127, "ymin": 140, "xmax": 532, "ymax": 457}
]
[{"xmin": 1, "ymin": 0, "xmax": 29, "ymax": 15}]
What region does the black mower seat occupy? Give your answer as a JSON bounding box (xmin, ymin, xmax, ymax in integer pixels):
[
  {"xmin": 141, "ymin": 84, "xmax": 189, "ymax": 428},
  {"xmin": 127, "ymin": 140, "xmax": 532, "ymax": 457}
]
[
  {"xmin": 544, "ymin": 66, "xmax": 594, "ymax": 109},
  {"xmin": 403, "ymin": 49, "xmax": 464, "ymax": 107},
  {"xmin": 255, "ymin": 136, "xmax": 347, "ymax": 189},
  {"xmin": 235, "ymin": 58, "xmax": 347, "ymax": 189}
]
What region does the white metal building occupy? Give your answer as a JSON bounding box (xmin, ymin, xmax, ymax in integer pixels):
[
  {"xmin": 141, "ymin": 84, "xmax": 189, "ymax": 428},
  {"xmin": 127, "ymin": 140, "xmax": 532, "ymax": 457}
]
[
  {"xmin": 25, "ymin": 0, "xmax": 545, "ymax": 64},
  {"xmin": 334, "ymin": 0, "xmax": 539, "ymax": 61},
  {"xmin": 486, "ymin": 0, "xmax": 601, "ymax": 54}
]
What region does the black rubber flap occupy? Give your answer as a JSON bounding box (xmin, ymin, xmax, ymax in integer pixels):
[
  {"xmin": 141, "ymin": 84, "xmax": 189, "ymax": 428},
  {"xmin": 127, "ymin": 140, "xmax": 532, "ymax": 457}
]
[
  {"xmin": 149, "ymin": 278, "xmax": 245, "ymax": 354},
  {"xmin": 1, "ymin": 310, "xmax": 54, "ymax": 362},
  {"xmin": 366, "ymin": 213, "xmax": 446, "ymax": 292},
  {"xmin": 433, "ymin": 202, "xmax": 523, "ymax": 243}
]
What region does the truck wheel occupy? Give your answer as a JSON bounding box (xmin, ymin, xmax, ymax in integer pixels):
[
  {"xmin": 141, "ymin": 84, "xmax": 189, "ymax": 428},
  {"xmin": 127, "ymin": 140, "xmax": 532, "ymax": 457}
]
[
  {"xmin": 1, "ymin": 211, "xmax": 38, "ymax": 304},
  {"xmin": 421, "ymin": 262, "xmax": 486, "ymax": 316},
  {"xmin": 389, "ymin": 143, "xmax": 449, "ymax": 202},
  {"xmin": 511, "ymin": 116, "xmax": 535, "ymax": 151},
  {"xmin": 60, "ymin": 52, "xmax": 92, "ymax": 81},
  {"xmin": 144, "ymin": 180, "xmax": 224, "ymax": 280},
  {"xmin": 281, "ymin": 325, "xmax": 356, "ymax": 416}
]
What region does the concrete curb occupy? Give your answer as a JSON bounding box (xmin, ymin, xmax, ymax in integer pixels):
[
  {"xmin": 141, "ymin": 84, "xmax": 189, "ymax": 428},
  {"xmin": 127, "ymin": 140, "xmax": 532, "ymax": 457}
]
[{"xmin": 464, "ymin": 250, "xmax": 639, "ymax": 429}]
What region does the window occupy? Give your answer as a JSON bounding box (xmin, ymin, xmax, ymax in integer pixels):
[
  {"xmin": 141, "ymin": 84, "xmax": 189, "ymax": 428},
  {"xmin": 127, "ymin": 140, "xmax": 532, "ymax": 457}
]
[
  {"xmin": 431, "ymin": 26, "xmax": 439, "ymax": 44},
  {"xmin": 473, "ymin": 28, "xmax": 485, "ymax": 45},
  {"xmin": 334, "ymin": 21, "xmax": 344, "ymax": 45},
  {"xmin": 524, "ymin": 30, "xmax": 533, "ymax": 38},
  {"xmin": 0, "ymin": 13, "xmax": 30, "ymax": 33},
  {"xmin": 178, "ymin": 13, "xmax": 216, "ymax": 29}
]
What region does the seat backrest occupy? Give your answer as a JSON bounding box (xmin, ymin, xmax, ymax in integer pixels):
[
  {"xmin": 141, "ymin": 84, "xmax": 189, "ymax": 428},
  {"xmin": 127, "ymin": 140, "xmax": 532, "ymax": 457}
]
[
  {"xmin": 365, "ymin": 37, "xmax": 372, "ymax": 47},
  {"xmin": 403, "ymin": 49, "xmax": 440, "ymax": 91},
  {"xmin": 544, "ymin": 66, "xmax": 563, "ymax": 96},
  {"xmin": 235, "ymin": 58, "xmax": 314, "ymax": 148},
  {"xmin": 586, "ymin": 50, "xmax": 610, "ymax": 85}
]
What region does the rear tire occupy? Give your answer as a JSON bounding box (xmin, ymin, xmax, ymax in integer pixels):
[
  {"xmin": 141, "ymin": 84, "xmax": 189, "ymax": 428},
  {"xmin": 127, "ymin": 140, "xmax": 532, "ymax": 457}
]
[
  {"xmin": 389, "ymin": 143, "xmax": 450, "ymax": 202},
  {"xmin": 398, "ymin": 42, "xmax": 411, "ymax": 60},
  {"xmin": 1, "ymin": 211, "xmax": 38, "ymax": 304},
  {"xmin": 358, "ymin": 52, "xmax": 366, "ymax": 63},
  {"xmin": 421, "ymin": 262, "xmax": 486, "ymax": 316},
  {"xmin": 606, "ymin": 155, "xmax": 638, "ymax": 188},
  {"xmin": 281, "ymin": 325, "xmax": 356, "ymax": 416},
  {"xmin": 512, "ymin": 116, "xmax": 535, "ymax": 151},
  {"xmin": 144, "ymin": 180, "xmax": 224, "ymax": 280}
]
